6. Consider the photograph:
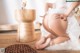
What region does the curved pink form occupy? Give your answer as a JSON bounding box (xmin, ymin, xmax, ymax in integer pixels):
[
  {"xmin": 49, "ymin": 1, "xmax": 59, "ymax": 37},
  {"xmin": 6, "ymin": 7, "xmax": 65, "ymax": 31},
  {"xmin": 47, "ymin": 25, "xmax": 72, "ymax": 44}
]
[{"xmin": 43, "ymin": 14, "xmax": 68, "ymax": 37}]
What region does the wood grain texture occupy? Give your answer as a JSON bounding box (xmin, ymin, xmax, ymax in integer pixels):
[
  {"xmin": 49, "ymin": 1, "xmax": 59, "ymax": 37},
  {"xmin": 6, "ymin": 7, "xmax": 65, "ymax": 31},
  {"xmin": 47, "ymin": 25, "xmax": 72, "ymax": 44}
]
[
  {"xmin": 0, "ymin": 32, "xmax": 80, "ymax": 53},
  {"xmin": 15, "ymin": 9, "xmax": 36, "ymax": 42}
]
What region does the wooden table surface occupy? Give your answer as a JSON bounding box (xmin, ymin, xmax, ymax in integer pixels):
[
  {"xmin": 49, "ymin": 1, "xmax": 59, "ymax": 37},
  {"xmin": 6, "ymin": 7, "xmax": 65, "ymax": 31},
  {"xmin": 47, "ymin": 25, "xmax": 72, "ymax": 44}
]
[{"xmin": 0, "ymin": 31, "xmax": 80, "ymax": 53}]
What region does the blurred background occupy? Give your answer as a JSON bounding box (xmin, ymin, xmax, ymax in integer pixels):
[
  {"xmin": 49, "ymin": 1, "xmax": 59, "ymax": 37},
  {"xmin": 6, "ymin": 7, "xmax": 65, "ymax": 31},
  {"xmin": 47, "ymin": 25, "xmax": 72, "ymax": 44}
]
[
  {"xmin": 0, "ymin": 0, "xmax": 46, "ymax": 25},
  {"xmin": 0, "ymin": 0, "xmax": 80, "ymax": 51},
  {"xmin": 0, "ymin": 0, "xmax": 80, "ymax": 28},
  {"xmin": 0, "ymin": 0, "xmax": 18, "ymax": 24}
]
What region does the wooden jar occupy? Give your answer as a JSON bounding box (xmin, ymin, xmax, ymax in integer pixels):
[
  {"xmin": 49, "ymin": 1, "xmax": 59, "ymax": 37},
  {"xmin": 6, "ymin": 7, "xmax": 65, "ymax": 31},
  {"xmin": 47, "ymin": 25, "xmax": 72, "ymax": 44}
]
[
  {"xmin": 15, "ymin": 9, "xmax": 35, "ymax": 22},
  {"xmin": 15, "ymin": 9, "xmax": 36, "ymax": 42}
]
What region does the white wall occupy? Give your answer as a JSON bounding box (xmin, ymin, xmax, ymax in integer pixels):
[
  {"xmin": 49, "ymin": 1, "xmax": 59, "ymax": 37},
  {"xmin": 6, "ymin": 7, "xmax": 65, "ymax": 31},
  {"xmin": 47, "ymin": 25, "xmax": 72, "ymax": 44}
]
[
  {"xmin": 3, "ymin": 0, "xmax": 19, "ymax": 24},
  {"xmin": 0, "ymin": 0, "xmax": 9, "ymax": 24},
  {"xmin": 0, "ymin": 0, "xmax": 45, "ymax": 25},
  {"xmin": 34, "ymin": 0, "xmax": 45, "ymax": 23},
  {"xmin": 0, "ymin": 0, "xmax": 80, "ymax": 25},
  {"xmin": 0, "ymin": 0, "xmax": 21, "ymax": 25}
]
